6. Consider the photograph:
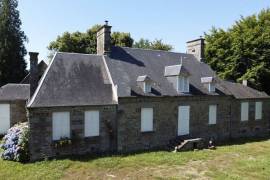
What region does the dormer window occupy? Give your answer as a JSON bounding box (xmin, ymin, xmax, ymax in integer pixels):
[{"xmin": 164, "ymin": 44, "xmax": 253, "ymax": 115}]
[
  {"xmin": 164, "ymin": 64, "xmax": 190, "ymax": 93},
  {"xmin": 201, "ymin": 77, "xmax": 216, "ymax": 93},
  {"xmin": 144, "ymin": 81, "xmax": 151, "ymax": 93},
  {"xmin": 178, "ymin": 76, "xmax": 189, "ymax": 93},
  {"xmin": 137, "ymin": 75, "xmax": 152, "ymax": 93}
]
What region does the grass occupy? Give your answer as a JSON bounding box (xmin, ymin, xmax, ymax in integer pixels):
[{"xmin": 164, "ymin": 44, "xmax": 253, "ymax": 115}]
[{"xmin": 1, "ymin": 138, "xmax": 270, "ymax": 179}]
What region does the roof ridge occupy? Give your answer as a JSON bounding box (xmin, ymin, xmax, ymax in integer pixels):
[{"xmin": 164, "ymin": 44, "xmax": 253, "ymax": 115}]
[
  {"xmin": 57, "ymin": 51, "xmax": 102, "ymax": 56},
  {"xmin": 118, "ymin": 46, "xmax": 189, "ymax": 55}
]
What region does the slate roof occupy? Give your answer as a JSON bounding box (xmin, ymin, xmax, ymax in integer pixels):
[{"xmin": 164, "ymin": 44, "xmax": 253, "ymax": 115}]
[
  {"xmin": 164, "ymin": 64, "xmax": 190, "ymax": 77},
  {"xmin": 28, "ymin": 52, "xmax": 117, "ymax": 108},
  {"xmin": 0, "ymin": 84, "xmax": 30, "ymax": 101},
  {"xmin": 105, "ymin": 46, "xmax": 268, "ymax": 99},
  {"xmin": 136, "ymin": 75, "xmax": 151, "ymax": 82},
  {"xmin": 220, "ymin": 81, "xmax": 269, "ymax": 99},
  {"xmin": 28, "ymin": 47, "xmax": 269, "ymax": 107},
  {"xmin": 20, "ymin": 60, "xmax": 48, "ymax": 84},
  {"xmin": 201, "ymin": 77, "xmax": 215, "ymax": 84}
]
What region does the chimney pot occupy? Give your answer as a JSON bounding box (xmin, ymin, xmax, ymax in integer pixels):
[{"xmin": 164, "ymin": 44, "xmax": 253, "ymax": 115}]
[{"xmin": 105, "ymin": 20, "xmax": 108, "ymax": 26}]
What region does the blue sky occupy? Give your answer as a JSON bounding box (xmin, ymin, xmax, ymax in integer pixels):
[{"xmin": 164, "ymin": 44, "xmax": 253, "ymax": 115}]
[{"xmin": 18, "ymin": 0, "xmax": 269, "ymax": 65}]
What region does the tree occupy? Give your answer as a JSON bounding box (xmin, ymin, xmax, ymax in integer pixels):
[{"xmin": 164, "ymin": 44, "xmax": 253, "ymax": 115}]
[
  {"xmin": 205, "ymin": 8, "xmax": 270, "ymax": 94},
  {"xmin": 48, "ymin": 25, "xmax": 173, "ymax": 57},
  {"xmin": 133, "ymin": 38, "xmax": 173, "ymax": 51},
  {"xmin": 48, "ymin": 25, "xmax": 134, "ymax": 55},
  {"xmin": 0, "ymin": 0, "xmax": 27, "ymax": 86}
]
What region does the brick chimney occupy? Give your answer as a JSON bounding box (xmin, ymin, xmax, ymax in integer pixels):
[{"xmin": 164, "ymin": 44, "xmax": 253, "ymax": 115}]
[
  {"xmin": 186, "ymin": 37, "xmax": 205, "ymax": 62},
  {"xmin": 29, "ymin": 52, "xmax": 39, "ymax": 96},
  {"xmin": 96, "ymin": 20, "xmax": 112, "ymax": 55}
]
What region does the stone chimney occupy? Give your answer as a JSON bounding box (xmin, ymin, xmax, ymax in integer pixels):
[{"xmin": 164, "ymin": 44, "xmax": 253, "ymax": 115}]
[
  {"xmin": 97, "ymin": 20, "xmax": 112, "ymax": 55},
  {"xmin": 29, "ymin": 52, "xmax": 39, "ymax": 96},
  {"xmin": 242, "ymin": 79, "xmax": 248, "ymax": 86},
  {"xmin": 186, "ymin": 37, "xmax": 205, "ymax": 62}
]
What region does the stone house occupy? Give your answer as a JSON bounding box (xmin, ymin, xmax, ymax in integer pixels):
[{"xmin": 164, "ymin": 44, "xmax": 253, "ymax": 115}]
[
  {"xmin": 6, "ymin": 22, "xmax": 269, "ymax": 161},
  {"xmin": 0, "ymin": 60, "xmax": 47, "ymax": 135}
]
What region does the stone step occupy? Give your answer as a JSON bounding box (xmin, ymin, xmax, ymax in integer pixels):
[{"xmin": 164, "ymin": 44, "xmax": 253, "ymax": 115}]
[{"xmin": 175, "ymin": 138, "xmax": 205, "ymax": 152}]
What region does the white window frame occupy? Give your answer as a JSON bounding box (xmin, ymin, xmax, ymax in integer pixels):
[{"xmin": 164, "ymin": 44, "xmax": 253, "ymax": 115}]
[
  {"xmin": 255, "ymin": 102, "xmax": 262, "ymax": 120},
  {"xmin": 241, "ymin": 102, "xmax": 249, "ymax": 121},
  {"xmin": 141, "ymin": 108, "xmax": 153, "ymax": 132},
  {"xmin": 177, "ymin": 76, "xmax": 189, "ymax": 93},
  {"xmin": 208, "ymin": 83, "xmax": 215, "ymax": 93},
  {"xmin": 52, "ymin": 112, "xmax": 70, "ymax": 141},
  {"xmin": 209, "ymin": 105, "xmax": 217, "ymax": 125},
  {"xmin": 84, "ymin": 110, "xmax": 100, "ymax": 137},
  {"xmin": 143, "ymin": 81, "xmax": 151, "ymax": 93}
]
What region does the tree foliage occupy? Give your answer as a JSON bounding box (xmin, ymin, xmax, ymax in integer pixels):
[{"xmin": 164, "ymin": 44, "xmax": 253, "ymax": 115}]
[
  {"xmin": 133, "ymin": 38, "xmax": 173, "ymax": 51},
  {"xmin": 48, "ymin": 25, "xmax": 173, "ymax": 57},
  {"xmin": 0, "ymin": 0, "xmax": 27, "ymax": 86},
  {"xmin": 205, "ymin": 9, "xmax": 270, "ymax": 94},
  {"xmin": 48, "ymin": 25, "xmax": 134, "ymax": 55}
]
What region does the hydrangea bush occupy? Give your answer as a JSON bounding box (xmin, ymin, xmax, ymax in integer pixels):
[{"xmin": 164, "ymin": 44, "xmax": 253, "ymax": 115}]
[{"xmin": 0, "ymin": 122, "xmax": 29, "ymax": 162}]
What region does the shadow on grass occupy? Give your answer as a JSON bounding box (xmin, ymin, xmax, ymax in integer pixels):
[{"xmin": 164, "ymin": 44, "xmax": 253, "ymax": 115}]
[{"xmin": 217, "ymin": 136, "xmax": 270, "ymax": 147}]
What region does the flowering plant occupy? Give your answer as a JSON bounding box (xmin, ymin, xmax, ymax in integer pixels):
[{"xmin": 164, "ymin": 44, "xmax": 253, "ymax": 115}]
[
  {"xmin": 0, "ymin": 122, "xmax": 29, "ymax": 162},
  {"xmin": 53, "ymin": 137, "xmax": 72, "ymax": 148}
]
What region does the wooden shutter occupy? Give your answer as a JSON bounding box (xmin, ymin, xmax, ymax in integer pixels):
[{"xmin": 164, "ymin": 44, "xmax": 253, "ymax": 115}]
[
  {"xmin": 85, "ymin": 111, "xmax": 100, "ymax": 137},
  {"xmin": 0, "ymin": 104, "xmax": 10, "ymax": 134},
  {"xmin": 241, "ymin": 102, "xmax": 249, "ymax": 121},
  {"xmin": 255, "ymin": 102, "xmax": 262, "ymax": 120},
  {"xmin": 178, "ymin": 106, "xmax": 190, "ymax": 135},
  {"xmin": 141, "ymin": 108, "xmax": 153, "ymax": 132},
  {"xmin": 184, "ymin": 77, "xmax": 189, "ymax": 92},
  {"xmin": 52, "ymin": 112, "xmax": 70, "ymax": 140},
  {"xmin": 209, "ymin": 105, "xmax": 217, "ymax": 124}
]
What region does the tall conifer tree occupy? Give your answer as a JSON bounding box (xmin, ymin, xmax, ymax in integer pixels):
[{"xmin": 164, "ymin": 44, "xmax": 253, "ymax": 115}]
[{"xmin": 0, "ymin": 0, "xmax": 27, "ymax": 86}]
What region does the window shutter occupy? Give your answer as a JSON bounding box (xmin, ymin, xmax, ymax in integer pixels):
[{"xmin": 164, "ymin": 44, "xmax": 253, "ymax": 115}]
[
  {"xmin": 178, "ymin": 76, "xmax": 189, "ymax": 93},
  {"xmin": 241, "ymin": 102, "xmax": 249, "ymax": 121},
  {"xmin": 52, "ymin": 112, "xmax": 70, "ymax": 140},
  {"xmin": 209, "ymin": 105, "xmax": 217, "ymax": 124},
  {"xmin": 141, "ymin": 108, "xmax": 153, "ymax": 132},
  {"xmin": 85, "ymin": 111, "xmax": 100, "ymax": 137},
  {"xmin": 144, "ymin": 82, "xmax": 151, "ymax": 93},
  {"xmin": 209, "ymin": 83, "xmax": 215, "ymax": 92},
  {"xmin": 255, "ymin": 102, "xmax": 262, "ymax": 120},
  {"xmin": 184, "ymin": 77, "xmax": 189, "ymax": 92}
]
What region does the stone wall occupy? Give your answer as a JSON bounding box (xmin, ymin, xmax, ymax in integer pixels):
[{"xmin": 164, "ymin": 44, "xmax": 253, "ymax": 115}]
[
  {"xmin": 230, "ymin": 99, "xmax": 270, "ymax": 139},
  {"xmin": 0, "ymin": 100, "xmax": 27, "ymax": 128},
  {"xmin": 28, "ymin": 105, "xmax": 117, "ymax": 161},
  {"xmin": 117, "ymin": 96, "xmax": 270, "ymax": 152},
  {"xmin": 10, "ymin": 100, "xmax": 28, "ymax": 126},
  {"xmin": 27, "ymin": 96, "xmax": 270, "ymax": 161}
]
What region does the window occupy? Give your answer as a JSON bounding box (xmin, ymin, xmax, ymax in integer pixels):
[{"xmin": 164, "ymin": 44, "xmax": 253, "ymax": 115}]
[
  {"xmin": 209, "ymin": 83, "xmax": 215, "ymax": 93},
  {"xmin": 141, "ymin": 108, "xmax": 153, "ymax": 132},
  {"xmin": 85, "ymin": 110, "xmax": 100, "ymax": 137},
  {"xmin": 255, "ymin": 102, "xmax": 262, "ymax": 120},
  {"xmin": 177, "ymin": 76, "xmax": 189, "ymax": 93},
  {"xmin": 241, "ymin": 102, "xmax": 249, "ymax": 121},
  {"xmin": 52, "ymin": 112, "xmax": 70, "ymax": 140},
  {"xmin": 209, "ymin": 105, "xmax": 217, "ymax": 124},
  {"xmin": 143, "ymin": 82, "xmax": 151, "ymax": 93}
]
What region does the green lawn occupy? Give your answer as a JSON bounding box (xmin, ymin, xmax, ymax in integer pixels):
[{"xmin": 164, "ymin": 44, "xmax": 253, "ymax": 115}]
[{"xmin": 1, "ymin": 138, "xmax": 270, "ymax": 180}]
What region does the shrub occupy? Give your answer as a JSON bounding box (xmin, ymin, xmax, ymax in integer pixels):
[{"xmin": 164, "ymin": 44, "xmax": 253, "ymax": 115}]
[{"xmin": 0, "ymin": 122, "xmax": 29, "ymax": 162}]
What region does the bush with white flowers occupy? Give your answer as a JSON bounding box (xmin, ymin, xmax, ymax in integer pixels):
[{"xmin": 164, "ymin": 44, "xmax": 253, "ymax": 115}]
[{"xmin": 0, "ymin": 122, "xmax": 29, "ymax": 162}]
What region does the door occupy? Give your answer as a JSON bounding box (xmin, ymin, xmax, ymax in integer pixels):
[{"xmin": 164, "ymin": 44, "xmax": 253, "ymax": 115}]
[
  {"xmin": 178, "ymin": 106, "xmax": 190, "ymax": 136},
  {"xmin": 0, "ymin": 104, "xmax": 10, "ymax": 134}
]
